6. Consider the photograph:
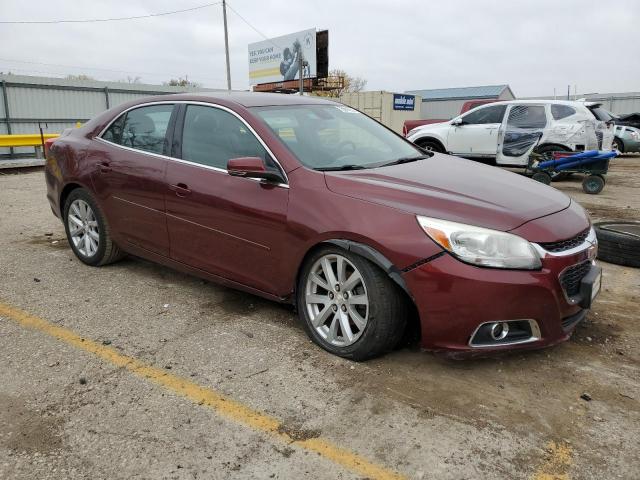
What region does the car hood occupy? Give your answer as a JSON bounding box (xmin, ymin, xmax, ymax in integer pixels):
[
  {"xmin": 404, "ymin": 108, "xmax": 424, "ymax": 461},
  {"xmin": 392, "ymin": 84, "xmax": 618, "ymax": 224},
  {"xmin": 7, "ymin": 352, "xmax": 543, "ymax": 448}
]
[
  {"xmin": 411, "ymin": 121, "xmax": 449, "ymax": 132},
  {"xmin": 324, "ymin": 154, "xmax": 572, "ymax": 232}
]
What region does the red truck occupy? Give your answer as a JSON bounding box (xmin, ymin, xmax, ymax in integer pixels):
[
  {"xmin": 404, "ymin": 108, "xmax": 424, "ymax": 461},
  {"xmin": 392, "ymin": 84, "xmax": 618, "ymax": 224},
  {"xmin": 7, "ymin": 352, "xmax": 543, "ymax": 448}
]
[{"xmin": 402, "ymin": 99, "xmax": 498, "ymax": 136}]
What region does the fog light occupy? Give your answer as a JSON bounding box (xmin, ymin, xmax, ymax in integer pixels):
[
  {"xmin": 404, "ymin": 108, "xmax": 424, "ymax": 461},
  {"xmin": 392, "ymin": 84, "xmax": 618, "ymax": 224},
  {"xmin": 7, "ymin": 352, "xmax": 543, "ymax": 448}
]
[
  {"xmin": 489, "ymin": 322, "xmax": 509, "ymax": 341},
  {"xmin": 468, "ymin": 319, "xmax": 541, "ymax": 348}
]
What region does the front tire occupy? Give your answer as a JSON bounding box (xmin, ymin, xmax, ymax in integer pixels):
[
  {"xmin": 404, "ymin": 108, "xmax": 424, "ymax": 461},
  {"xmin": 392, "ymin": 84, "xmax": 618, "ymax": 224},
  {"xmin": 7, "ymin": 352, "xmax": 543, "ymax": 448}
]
[
  {"xmin": 63, "ymin": 188, "xmax": 124, "ymax": 266},
  {"xmin": 415, "ymin": 138, "xmax": 445, "ymax": 153},
  {"xmin": 297, "ymin": 247, "xmax": 407, "ymax": 361},
  {"xmin": 531, "ymin": 171, "xmax": 552, "ymax": 185}
]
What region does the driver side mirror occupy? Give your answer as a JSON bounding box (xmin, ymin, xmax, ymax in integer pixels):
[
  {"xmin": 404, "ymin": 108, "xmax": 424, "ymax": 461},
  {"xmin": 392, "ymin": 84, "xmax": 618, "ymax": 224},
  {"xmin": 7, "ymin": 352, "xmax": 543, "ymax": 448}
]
[
  {"xmin": 227, "ymin": 157, "xmax": 285, "ymax": 184},
  {"xmin": 452, "ymin": 118, "xmax": 464, "ymax": 126}
]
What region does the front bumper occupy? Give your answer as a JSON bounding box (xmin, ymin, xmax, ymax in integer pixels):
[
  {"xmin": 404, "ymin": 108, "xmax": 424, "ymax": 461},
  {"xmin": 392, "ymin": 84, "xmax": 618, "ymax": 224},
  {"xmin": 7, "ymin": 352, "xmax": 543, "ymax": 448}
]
[{"xmin": 403, "ymin": 244, "xmax": 598, "ymax": 355}]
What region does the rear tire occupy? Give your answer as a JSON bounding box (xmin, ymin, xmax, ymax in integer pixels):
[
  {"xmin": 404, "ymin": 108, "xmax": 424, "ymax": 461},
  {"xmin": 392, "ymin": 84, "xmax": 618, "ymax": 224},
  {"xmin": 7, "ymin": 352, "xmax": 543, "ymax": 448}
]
[
  {"xmin": 297, "ymin": 246, "xmax": 407, "ymax": 361},
  {"xmin": 63, "ymin": 188, "xmax": 125, "ymax": 266},
  {"xmin": 613, "ymin": 137, "xmax": 624, "ymax": 153},
  {"xmin": 535, "ymin": 144, "xmax": 572, "ymax": 181}
]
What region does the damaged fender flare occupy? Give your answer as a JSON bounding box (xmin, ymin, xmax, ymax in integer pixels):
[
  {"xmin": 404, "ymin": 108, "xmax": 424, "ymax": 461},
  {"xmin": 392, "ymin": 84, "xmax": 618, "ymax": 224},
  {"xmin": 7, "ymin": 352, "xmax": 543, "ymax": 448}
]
[{"xmin": 324, "ymin": 239, "xmax": 412, "ymax": 298}]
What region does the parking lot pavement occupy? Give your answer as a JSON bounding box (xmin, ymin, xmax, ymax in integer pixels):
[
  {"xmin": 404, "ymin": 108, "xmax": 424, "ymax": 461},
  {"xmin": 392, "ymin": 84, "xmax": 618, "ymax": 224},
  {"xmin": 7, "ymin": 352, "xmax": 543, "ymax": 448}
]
[{"xmin": 1, "ymin": 158, "xmax": 639, "ymax": 480}]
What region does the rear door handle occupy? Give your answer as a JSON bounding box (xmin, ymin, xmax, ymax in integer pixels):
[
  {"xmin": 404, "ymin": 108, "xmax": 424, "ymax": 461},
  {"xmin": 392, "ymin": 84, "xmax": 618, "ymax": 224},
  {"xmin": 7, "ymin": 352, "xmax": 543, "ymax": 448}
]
[
  {"xmin": 96, "ymin": 161, "xmax": 111, "ymax": 173},
  {"xmin": 169, "ymin": 183, "xmax": 191, "ymax": 197}
]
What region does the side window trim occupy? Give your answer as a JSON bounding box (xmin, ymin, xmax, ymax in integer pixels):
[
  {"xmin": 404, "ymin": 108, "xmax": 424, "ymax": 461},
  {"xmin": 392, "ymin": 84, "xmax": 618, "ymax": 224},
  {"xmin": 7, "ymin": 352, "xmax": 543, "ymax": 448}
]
[
  {"xmin": 170, "ymin": 103, "xmax": 186, "ymax": 159},
  {"xmin": 95, "ymin": 100, "xmax": 289, "ymax": 186}
]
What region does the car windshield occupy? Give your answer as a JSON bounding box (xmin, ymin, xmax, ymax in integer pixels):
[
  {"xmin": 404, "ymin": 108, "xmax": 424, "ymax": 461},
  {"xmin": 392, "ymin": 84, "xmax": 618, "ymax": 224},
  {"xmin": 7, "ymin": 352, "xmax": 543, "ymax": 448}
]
[{"xmin": 251, "ymin": 104, "xmax": 424, "ymax": 170}]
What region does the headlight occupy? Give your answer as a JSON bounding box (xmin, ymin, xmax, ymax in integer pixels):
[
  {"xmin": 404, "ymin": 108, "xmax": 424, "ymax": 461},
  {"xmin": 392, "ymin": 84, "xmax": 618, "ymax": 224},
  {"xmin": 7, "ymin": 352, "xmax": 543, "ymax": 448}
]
[{"xmin": 417, "ymin": 216, "xmax": 542, "ymax": 270}]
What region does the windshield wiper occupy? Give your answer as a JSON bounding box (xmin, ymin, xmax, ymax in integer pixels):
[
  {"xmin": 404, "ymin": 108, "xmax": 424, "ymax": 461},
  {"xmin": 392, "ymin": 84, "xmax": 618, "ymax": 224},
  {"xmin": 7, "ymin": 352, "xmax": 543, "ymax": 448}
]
[
  {"xmin": 375, "ymin": 155, "xmax": 430, "ymax": 168},
  {"xmin": 316, "ymin": 164, "xmax": 368, "ymax": 171}
]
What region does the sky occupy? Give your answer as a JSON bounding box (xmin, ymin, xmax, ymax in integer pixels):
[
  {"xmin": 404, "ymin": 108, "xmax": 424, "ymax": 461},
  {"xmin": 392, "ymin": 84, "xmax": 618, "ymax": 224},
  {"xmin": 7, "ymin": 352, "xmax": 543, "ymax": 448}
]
[{"xmin": 1, "ymin": 0, "xmax": 639, "ymax": 97}]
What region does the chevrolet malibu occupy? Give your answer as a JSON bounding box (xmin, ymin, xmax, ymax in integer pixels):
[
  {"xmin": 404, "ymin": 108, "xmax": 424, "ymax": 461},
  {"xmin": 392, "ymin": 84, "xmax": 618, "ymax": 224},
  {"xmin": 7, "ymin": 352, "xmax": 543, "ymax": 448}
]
[{"xmin": 45, "ymin": 93, "xmax": 601, "ymax": 360}]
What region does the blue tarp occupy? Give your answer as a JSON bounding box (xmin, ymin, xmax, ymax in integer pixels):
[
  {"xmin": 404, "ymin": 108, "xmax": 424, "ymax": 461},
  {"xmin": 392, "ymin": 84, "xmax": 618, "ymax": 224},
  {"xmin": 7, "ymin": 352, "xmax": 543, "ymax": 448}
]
[{"xmin": 537, "ymin": 150, "xmax": 616, "ymax": 170}]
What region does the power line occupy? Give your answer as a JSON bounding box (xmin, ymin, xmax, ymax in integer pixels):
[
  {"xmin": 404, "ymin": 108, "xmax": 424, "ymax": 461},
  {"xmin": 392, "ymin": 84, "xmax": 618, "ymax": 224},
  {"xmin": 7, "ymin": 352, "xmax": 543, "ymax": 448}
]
[
  {"xmin": 0, "ymin": 65, "xmax": 224, "ymax": 87},
  {"xmin": 0, "ymin": 2, "xmax": 222, "ymax": 25},
  {"xmin": 0, "ymin": 57, "xmax": 224, "ymax": 83},
  {"xmin": 0, "ymin": 1, "xmax": 286, "ymax": 89},
  {"xmin": 225, "ymin": 2, "xmax": 281, "ymax": 49}
]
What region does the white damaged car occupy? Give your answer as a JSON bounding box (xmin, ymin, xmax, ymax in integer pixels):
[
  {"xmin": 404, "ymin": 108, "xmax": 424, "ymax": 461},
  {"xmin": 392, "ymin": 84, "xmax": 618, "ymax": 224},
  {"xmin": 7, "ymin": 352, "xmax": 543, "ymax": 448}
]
[{"xmin": 406, "ymin": 100, "xmax": 615, "ymax": 166}]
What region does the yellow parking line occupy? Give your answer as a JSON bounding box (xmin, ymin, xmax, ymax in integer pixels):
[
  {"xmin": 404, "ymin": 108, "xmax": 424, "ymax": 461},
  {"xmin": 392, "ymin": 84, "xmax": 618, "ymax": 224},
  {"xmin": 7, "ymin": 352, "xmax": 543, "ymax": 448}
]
[
  {"xmin": 0, "ymin": 301, "xmax": 406, "ymax": 480},
  {"xmin": 531, "ymin": 440, "xmax": 573, "ymax": 480}
]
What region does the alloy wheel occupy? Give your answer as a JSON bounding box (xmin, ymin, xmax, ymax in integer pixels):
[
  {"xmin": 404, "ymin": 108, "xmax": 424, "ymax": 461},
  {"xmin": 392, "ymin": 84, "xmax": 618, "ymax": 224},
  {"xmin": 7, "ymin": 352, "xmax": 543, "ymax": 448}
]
[
  {"xmin": 304, "ymin": 254, "xmax": 369, "ymax": 347},
  {"xmin": 67, "ymin": 199, "xmax": 99, "ymax": 257}
]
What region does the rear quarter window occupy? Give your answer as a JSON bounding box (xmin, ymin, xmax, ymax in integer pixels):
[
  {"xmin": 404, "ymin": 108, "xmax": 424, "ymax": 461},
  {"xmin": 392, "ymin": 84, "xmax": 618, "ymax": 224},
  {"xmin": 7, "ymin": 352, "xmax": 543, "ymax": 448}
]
[{"xmin": 551, "ymin": 104, "xmax": 576, "ymax": 120}]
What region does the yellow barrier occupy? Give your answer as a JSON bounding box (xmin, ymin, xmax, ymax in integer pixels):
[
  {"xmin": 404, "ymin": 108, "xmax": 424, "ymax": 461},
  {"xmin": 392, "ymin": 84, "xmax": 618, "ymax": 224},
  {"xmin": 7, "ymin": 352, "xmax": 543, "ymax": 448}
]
[{"xmin": 0, "ymin": 133, "xmax": 59, "ymax": 148}]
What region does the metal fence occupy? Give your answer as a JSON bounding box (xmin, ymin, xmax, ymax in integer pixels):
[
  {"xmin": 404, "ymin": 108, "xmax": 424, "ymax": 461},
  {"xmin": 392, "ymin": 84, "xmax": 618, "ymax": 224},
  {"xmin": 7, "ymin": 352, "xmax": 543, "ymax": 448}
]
[{"xmin": 0, "ymin": 74, "xmax": 220, "ymax": 160}]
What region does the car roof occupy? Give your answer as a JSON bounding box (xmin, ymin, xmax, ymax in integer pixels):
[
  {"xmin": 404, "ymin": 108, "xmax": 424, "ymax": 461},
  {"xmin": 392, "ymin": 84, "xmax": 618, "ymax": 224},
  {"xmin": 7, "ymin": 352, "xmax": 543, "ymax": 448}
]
[
  {"xmin": 477, "ymin": 99, "xmax": 591, "ymax": 107},
  {"xmin": 135, "ymin": 91, "xmax": 340, "ymax": 108}
]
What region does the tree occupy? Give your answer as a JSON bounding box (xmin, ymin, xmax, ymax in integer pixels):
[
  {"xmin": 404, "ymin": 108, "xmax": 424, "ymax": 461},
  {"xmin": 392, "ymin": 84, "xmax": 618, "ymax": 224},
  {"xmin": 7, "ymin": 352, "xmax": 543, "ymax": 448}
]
[
  {"xmin": 119, "ymin": 76, "xmax": 142, "ymax": 84},
  {"xmin": 65, "ymin": 74, "xmax": 95, "ymax": 81},
  {"xmin": 163, "ymin": 76, "xmax": 201, "ymax": 88},
  {"xmin": 316, "ymin": 69, "xmax": 367, "ymax": 98}
]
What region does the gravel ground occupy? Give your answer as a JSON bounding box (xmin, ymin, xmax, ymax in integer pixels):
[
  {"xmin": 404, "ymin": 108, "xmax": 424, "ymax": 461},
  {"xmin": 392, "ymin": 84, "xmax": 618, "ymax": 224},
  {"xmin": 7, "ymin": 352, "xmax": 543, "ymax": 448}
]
[{"xmin": 0, "ymin": 156, "xmax": 638, "ymax": 479}]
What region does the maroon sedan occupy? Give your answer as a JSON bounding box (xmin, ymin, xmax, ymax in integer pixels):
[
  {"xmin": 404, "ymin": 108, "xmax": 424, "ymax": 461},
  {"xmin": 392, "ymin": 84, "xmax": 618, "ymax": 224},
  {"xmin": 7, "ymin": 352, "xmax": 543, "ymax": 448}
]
[{"xmin": 45, "ymin": 92, "xmax": 601, "ymax": 360}]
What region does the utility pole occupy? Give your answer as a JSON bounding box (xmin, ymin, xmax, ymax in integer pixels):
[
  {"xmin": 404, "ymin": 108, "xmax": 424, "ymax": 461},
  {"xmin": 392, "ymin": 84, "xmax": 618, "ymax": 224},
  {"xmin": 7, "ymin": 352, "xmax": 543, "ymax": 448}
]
[
  {"xmin": 299, "ymin": 52, "xmax": 304, "ymax": 95},
  {"xmin": 222, "ymin": 0, "xmax": 231, "ymax": 90}
]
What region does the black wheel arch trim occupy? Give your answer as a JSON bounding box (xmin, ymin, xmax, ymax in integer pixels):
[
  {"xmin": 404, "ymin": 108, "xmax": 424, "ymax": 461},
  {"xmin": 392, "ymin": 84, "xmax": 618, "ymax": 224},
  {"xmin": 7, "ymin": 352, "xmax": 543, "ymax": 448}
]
[
  {"xmin": 413, "ymin": 136, "xmax": 446, "ymax": 152},
  {"xmin": 321, "ymin": 240, "xmax": 443, "ymax": 298},
  {"xmin": 534, "ymin": 143, "xmax": 572, "ymax": 153}
]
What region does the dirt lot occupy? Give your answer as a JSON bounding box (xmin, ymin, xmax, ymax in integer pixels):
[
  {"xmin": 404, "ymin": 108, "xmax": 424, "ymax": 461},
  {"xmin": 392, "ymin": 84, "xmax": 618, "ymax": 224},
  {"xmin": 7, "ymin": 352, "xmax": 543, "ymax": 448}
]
[{"xmin": 0, "ymin": 156, "xmax": 639, "ymax": 480}]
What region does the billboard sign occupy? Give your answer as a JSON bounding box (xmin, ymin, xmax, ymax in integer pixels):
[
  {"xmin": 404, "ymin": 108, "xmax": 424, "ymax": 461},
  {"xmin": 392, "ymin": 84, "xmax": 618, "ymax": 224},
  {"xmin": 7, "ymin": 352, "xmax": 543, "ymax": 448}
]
[
  {"xmin": 248, "ymin": 29, "xmax": 317, "ymax": 85},
  {"xmin": 393, "ymin": 94, "xmax": 415, "ymax": 111}
]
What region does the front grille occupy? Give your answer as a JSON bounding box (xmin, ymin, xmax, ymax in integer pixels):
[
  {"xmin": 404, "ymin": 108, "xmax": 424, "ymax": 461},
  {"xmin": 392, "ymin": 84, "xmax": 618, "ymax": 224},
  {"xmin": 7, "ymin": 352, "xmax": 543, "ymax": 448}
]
[
  {"xmin": 539, "ymin": 229, "xmax": 590, "ymax": 253},
  {"xmin": 560, "ymin": 261, "xmax": 591, "ymax": 297}
]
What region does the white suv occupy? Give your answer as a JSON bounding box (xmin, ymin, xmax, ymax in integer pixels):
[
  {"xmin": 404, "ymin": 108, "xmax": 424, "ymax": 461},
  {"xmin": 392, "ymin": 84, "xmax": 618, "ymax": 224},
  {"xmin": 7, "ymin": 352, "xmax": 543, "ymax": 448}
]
[{"xmin": 406, "ymin": 100, "xmax": 615, "ymax": 166}]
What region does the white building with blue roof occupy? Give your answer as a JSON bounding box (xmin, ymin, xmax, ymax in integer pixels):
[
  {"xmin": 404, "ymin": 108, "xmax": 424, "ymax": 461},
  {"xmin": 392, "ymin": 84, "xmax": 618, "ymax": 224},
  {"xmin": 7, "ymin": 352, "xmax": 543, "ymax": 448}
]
[{"xmin": 405, "ymin": 84, "xmax": 515, "ymax": 120}]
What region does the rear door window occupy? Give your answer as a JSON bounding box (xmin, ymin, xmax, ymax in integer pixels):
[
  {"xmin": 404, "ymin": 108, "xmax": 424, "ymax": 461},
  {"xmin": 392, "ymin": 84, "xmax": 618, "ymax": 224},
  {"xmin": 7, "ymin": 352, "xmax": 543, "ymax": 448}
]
[
  {"xmin": 506, "ymin": 105, "xmax": 547, "ymax": 129},
  {"xmin": 102, "ymin": 104, "xmax": 174, "ymax": 155},
  {"xmin": 461, "ymin": 105, "xmax": 507, "ymax": 125}
]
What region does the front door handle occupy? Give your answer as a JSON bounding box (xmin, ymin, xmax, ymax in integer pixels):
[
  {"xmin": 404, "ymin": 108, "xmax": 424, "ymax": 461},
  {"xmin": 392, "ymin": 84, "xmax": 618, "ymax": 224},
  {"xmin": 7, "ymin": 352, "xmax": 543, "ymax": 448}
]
[
  {"xmin": 96, "ymin": 161, "xmax": 112, "ymax": 173},
  {"xmin": 169, "ymin": 183, "xmax": 191, "ymax": 197}
]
